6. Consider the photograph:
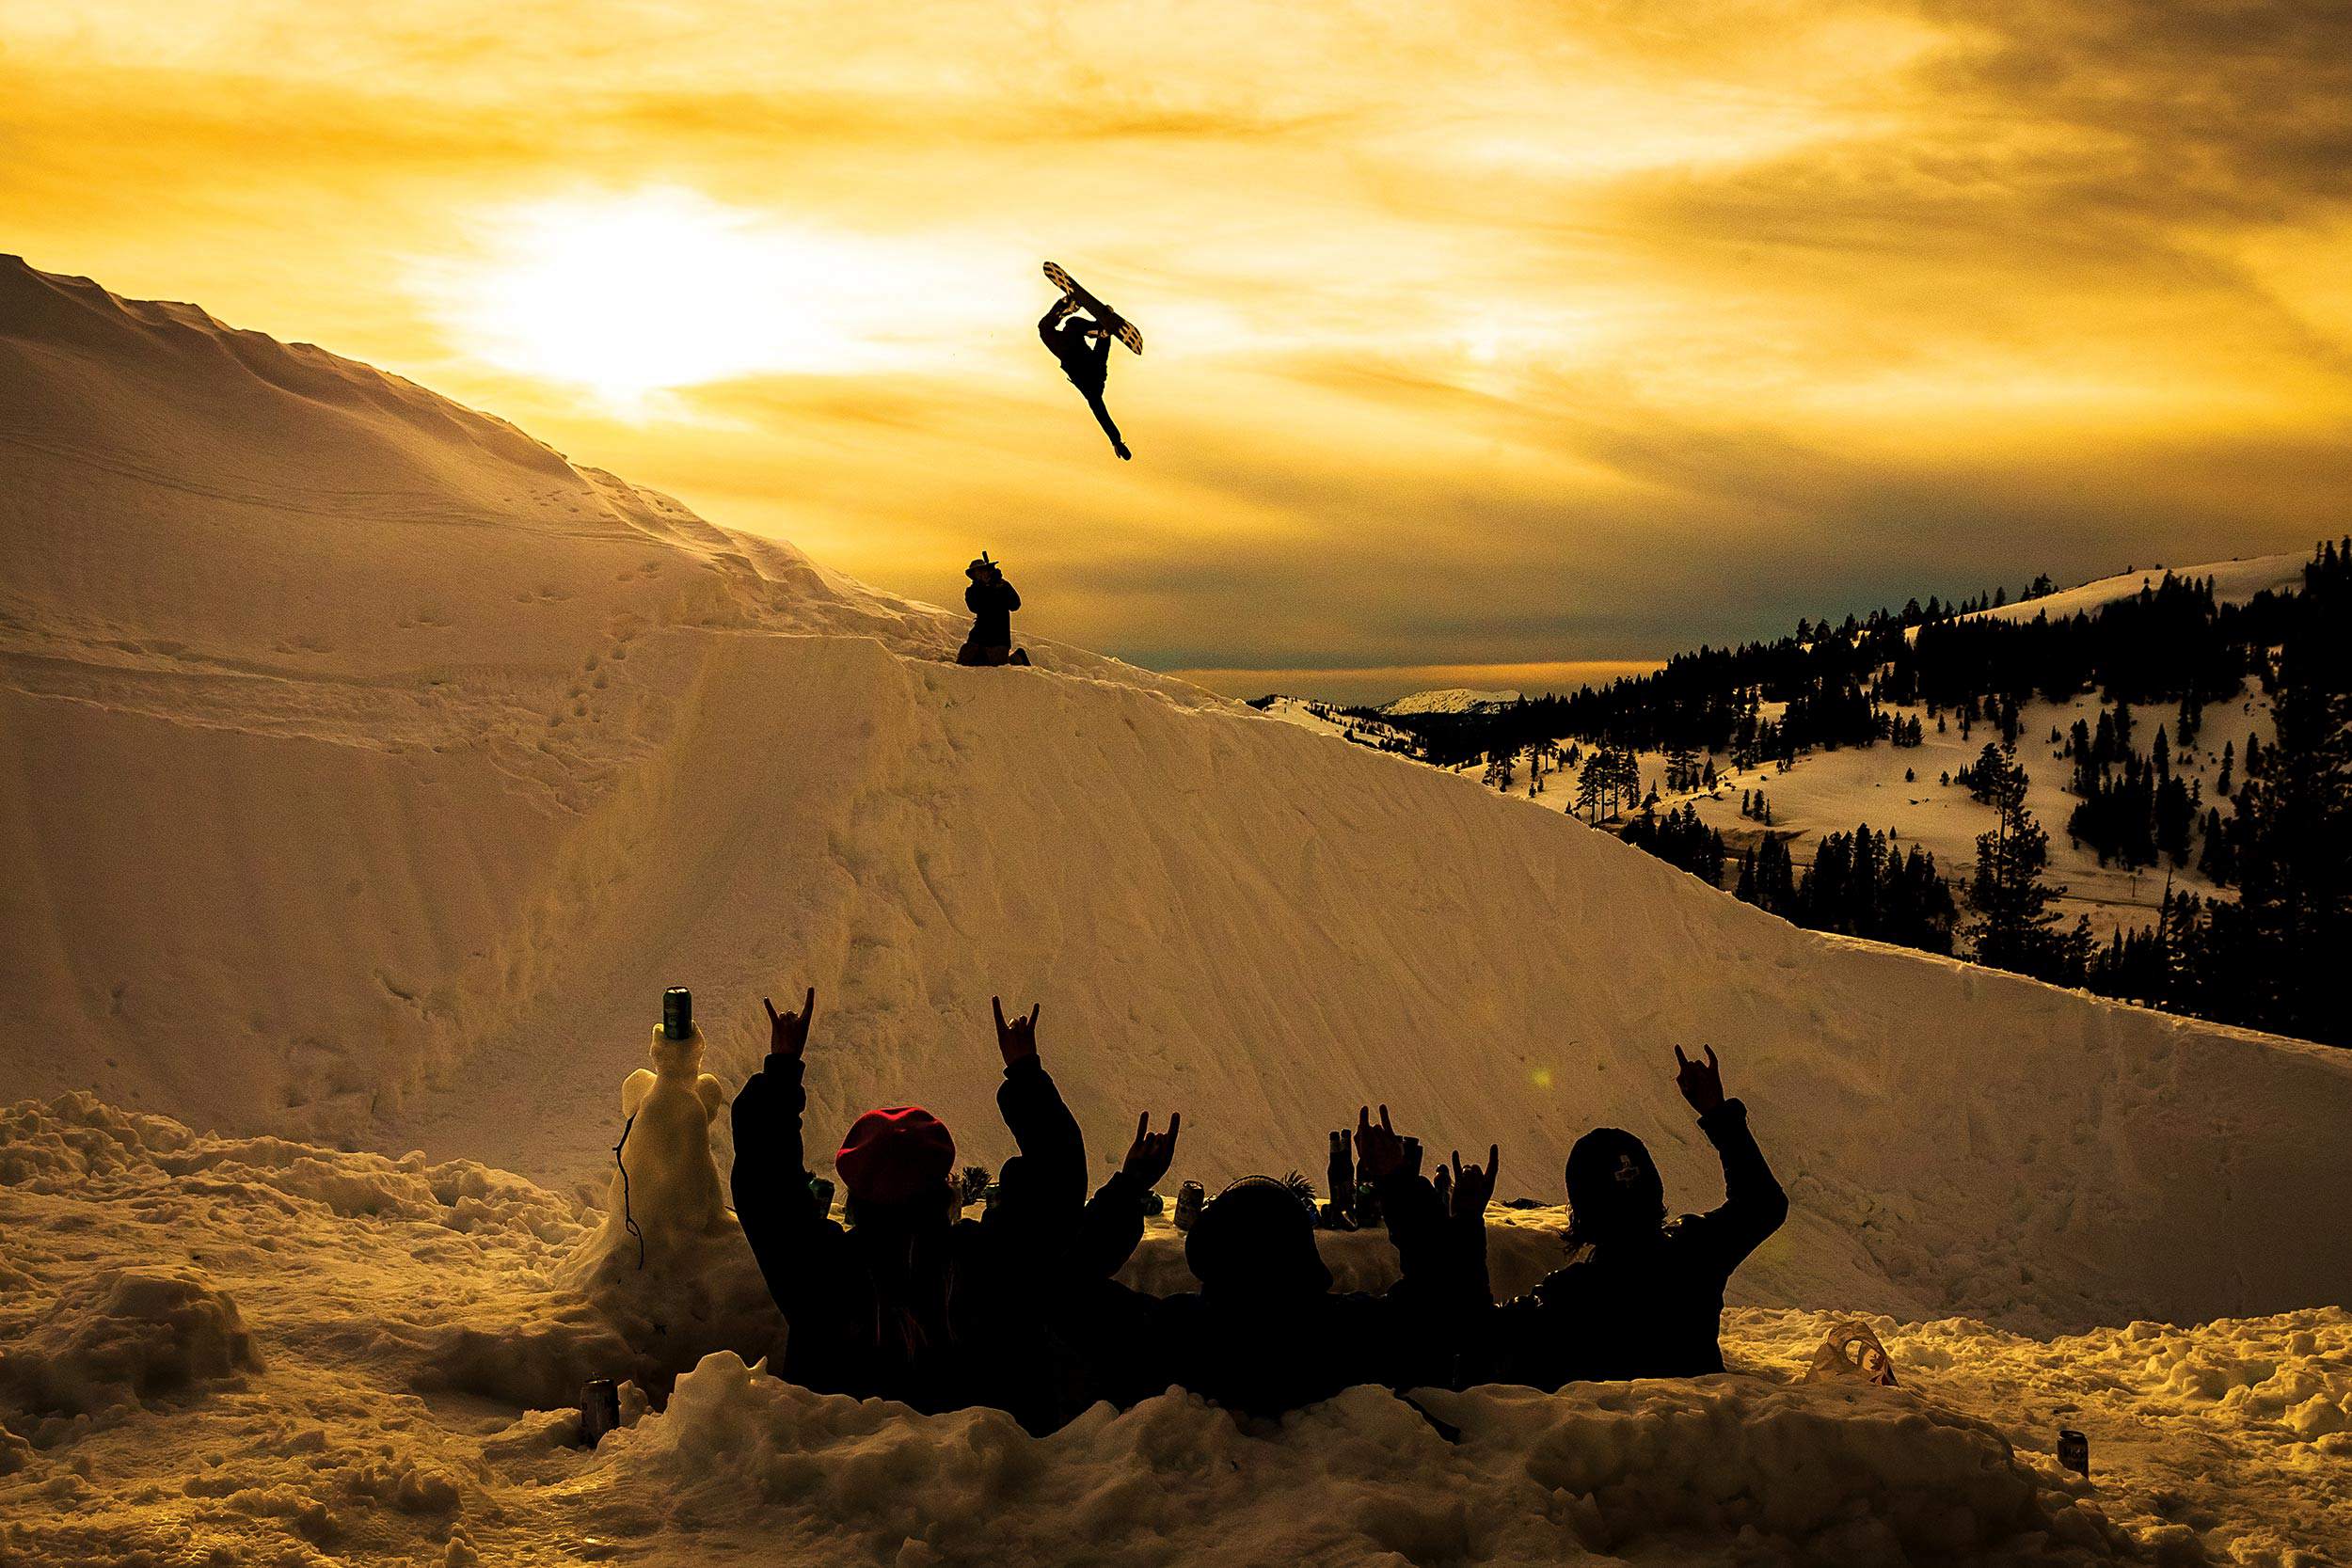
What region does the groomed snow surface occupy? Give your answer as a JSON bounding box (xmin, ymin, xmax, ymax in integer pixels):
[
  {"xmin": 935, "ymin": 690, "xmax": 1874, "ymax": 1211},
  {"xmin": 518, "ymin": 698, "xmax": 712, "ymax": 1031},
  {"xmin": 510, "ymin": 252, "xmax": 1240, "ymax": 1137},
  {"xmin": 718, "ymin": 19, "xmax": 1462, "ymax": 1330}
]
[{"xmin": 5, "ymin": 258, "xmax": 2350, "ymax": 1563}]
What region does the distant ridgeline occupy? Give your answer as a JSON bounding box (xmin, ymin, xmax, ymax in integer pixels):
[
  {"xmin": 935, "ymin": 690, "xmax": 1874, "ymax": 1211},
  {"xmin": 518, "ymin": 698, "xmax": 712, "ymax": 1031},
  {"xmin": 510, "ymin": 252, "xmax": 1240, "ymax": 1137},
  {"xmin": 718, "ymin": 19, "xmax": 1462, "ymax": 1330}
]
[{"xmin": 1345, "ymin": 541, "xmax": 2351, "ymax": 1047}]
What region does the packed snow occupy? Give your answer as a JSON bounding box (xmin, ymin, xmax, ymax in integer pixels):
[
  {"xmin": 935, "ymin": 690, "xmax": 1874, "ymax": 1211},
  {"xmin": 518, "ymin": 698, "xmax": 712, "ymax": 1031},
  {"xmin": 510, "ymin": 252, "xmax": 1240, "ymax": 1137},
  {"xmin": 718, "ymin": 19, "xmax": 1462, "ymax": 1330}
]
[
  {"xmin": 5, "ymin": 258, "xmax": 2350, "ymax": 1564},
  {"xmin": 5, "ymin": 1093, "xmax": 2348, "ymax": 1567}
]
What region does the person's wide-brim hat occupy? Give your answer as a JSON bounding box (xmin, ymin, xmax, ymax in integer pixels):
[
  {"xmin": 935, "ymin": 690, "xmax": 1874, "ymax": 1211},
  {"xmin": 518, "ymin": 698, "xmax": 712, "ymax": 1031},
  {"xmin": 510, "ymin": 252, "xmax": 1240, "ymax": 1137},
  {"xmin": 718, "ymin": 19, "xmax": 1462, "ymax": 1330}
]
[{"xmin": 965, "ymin": 551, "xmax": 996, "ymax": 578}]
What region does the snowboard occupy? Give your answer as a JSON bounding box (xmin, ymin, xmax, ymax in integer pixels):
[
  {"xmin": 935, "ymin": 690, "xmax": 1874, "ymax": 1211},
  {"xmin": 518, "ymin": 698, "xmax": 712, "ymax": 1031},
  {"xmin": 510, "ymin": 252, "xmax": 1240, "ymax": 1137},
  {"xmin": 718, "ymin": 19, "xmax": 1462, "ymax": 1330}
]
[{"xmin": 1043, "ymin": 262, "xmax": 1143, "ymax": 356}]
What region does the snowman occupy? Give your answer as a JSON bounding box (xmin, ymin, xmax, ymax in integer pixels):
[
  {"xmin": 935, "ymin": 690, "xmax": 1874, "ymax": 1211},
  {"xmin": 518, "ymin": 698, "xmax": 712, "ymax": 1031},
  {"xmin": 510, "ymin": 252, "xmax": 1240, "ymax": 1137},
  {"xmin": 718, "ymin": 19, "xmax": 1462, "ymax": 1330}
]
[{"xmin": 609, "ymin": 988, "xmax": 728, "ymax": 1245}]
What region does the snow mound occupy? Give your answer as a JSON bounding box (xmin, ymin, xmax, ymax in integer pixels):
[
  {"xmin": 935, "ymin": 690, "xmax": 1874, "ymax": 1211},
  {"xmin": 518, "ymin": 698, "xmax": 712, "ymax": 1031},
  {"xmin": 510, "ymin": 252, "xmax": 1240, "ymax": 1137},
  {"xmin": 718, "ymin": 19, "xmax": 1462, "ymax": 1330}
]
[
  {"xmin": 1383, "ymin": 686, "xmax": 1523, "ymax": 714},
  {"xmin": 2086, "ymin": 1313, "xmax": 2352, "ymax": 1448},
  {"xmin": 589, "ymin": 1349, "xmax": 2125, "ymax": 1565},
  {"xmin": 6, "ymin": 260, "xmax": 2352, "ymax": 1338},
  {"xmin": 0, "ymin": 1267, "xmax": 261, "ymax": 1427},
  {"xmin": 3, "ymin": 1095, "xmax": 2344, "ymax": 1565}
]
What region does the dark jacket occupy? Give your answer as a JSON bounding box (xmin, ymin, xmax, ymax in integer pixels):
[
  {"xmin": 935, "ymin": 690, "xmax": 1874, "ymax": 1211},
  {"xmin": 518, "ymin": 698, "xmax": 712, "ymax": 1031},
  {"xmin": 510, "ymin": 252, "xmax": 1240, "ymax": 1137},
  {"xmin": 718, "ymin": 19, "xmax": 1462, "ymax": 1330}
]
[
  {"xmin": 1476, "ymin": 1100, "xmax": 1788, "ymax": 1386},
  {"xmin": 1040, "ymin": 319, "xmax": 1110, "ymax": 397},
  {"xmin": 965, "ymin": 578, "xmax": 1020, "ymax": 648},
  {"xmin": 728, "ymin": 1053, "xmax": 1089, "ymax": 1432},
  {"xmin": 1064, "ymin": 1170, "xmax": 1480, "ymax": 1418}
]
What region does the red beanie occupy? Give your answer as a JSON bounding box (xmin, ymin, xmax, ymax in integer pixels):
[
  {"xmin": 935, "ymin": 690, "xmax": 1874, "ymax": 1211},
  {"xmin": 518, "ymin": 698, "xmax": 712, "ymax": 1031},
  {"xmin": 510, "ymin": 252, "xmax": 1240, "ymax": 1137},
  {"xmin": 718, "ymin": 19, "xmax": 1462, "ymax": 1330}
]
[{"xmin": 835, "ymin": 1106, "xmax": 956, "ymax": 1206}]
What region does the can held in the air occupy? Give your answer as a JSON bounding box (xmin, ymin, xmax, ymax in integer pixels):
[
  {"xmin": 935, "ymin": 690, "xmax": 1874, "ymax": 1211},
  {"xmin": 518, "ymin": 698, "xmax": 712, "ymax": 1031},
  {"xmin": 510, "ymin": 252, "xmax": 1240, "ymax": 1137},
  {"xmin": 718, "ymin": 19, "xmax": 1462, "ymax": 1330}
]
[{"xmin": 580, "ymin": 1377, "xmax": 622, "ymax": 1447}]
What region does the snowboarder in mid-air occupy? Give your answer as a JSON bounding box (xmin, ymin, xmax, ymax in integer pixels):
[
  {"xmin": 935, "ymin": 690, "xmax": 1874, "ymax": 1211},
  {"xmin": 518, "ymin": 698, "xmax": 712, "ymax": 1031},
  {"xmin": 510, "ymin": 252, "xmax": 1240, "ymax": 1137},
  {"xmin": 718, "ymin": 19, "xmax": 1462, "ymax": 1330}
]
[
  {"xmin": 1037, "ymin": 262, "xmax": 1140, "ymax": 461},
  {"xmin": 1039, "ymin": 296, "xmax": 1128, "ymax": 460},
  {"xmin": 958, "ymin": 553, "xmax": 1029, "ymax": 667}
]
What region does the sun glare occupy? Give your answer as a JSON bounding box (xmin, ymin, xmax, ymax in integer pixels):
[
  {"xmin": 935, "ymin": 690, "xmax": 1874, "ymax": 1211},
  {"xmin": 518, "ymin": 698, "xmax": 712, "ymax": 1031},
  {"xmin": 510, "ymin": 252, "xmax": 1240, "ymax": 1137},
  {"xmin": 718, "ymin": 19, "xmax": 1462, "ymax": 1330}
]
[{"xmin": 417, "ymin": 189, "xmax": 986, "ymax": 404}]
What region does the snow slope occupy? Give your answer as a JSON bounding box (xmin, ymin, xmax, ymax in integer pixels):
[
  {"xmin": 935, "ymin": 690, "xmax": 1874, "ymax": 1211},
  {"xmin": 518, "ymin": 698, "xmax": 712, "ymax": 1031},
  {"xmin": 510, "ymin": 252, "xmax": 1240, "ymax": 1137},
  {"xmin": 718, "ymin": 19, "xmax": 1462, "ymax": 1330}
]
[
  {"xmin": 1502, "ymin": 685, "xmax": 2276, "ymax": 939},
  {"xmin": 5, "ymin": 258, "xmax": 2352, "ymax": 1338},
  {"xmin": 1962, "ymin": 555, "xmax": 2309, "ymax": 626},
  {"xmin": 1253, "ymin": 694, "xmax": 1418, "ymax": 750},
  {"xmin": 1884, "ymin": 553, "xmax": 2310, "ymax": 647}
]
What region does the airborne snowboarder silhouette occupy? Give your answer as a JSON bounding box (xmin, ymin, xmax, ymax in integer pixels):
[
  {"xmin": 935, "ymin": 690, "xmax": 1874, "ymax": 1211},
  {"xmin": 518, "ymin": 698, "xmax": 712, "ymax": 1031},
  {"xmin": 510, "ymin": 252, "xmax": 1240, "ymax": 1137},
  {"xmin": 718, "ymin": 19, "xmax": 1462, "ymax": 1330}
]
[{"xmin": 1038, "ymin": 262, "xmax": 1139, "ymax": 461}]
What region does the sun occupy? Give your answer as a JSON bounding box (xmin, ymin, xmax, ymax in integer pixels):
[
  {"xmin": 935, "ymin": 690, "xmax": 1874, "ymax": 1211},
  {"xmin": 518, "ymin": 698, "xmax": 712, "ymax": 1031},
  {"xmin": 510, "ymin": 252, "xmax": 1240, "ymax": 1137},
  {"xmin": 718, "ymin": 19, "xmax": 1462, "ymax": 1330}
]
[{"xmin": 418, "ymin": 189, "xmax": 957, "ymax": 404}]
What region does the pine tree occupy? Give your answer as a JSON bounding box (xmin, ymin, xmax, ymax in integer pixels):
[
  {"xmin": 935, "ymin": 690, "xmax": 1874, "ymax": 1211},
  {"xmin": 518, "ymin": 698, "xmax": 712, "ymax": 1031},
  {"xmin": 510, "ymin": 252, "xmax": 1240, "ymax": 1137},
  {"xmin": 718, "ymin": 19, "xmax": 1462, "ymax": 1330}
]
[
  {"xmin": 2219, "ymin": 638, "xmax": 2351, "ymax": 1040},
  {"xmin": 1575, "ymin": 755, "xmax": 1607, "ymax": 822},
  {"xmin": 1964, "ymin": 745, "xmax": 2072, "ymax": 979}
]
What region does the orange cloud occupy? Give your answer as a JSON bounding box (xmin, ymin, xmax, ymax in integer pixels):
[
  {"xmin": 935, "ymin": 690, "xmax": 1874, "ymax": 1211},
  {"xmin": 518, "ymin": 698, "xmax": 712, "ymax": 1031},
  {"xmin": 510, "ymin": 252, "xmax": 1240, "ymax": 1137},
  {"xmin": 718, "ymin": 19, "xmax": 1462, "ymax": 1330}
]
[{"xmin": 5, "ymin": 0, "xmax": 2346, "ymax": 695}]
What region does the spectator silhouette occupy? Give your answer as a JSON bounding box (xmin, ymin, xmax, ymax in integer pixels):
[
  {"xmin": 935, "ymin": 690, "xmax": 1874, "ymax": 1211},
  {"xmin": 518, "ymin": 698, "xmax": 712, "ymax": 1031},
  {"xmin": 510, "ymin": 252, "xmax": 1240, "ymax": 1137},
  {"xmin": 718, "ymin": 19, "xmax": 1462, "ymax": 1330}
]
[
  {"xmin": 957, "ymin": 553, "xmax": 1030, "ymax": 668},
  {"xmin": 729, "ymin": 990, "xmax": 1094, "ymax": 1432},
  {"xmin": 1469, "ymin": 1045, "xmax": 1787, "ymax": 1386},
  {"xmin": 1039, "ymin": 296, "xmax": 1131, "ymax": 460},
  {"xmin": 1067, "ymin": 1107, "xmax": 1478, "ymax": 1418}
]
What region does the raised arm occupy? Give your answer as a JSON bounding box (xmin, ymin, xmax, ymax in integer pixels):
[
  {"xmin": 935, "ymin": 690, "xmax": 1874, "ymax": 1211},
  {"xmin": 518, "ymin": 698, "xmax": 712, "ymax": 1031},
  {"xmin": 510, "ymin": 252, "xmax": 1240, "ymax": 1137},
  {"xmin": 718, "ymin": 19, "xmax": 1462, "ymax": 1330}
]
[
  {"xmin": 1352, "ymin": 1105, "xmax": 1465, "ymax": 1296},
  {"xmin": 1673, "ymin": 1045, "xmax": 1788, "ymax": 1268},
  {"xmin": 729, "ymin": 989, "xmax": 849, "ymax": 1313},
  {"xmin": 984, "ymin": 997, "xmax": 1089, "ymax": 1235},
  {"xmin": 1073, "ymin": 1111, "xmax": 1180, "ymax": 1277}
]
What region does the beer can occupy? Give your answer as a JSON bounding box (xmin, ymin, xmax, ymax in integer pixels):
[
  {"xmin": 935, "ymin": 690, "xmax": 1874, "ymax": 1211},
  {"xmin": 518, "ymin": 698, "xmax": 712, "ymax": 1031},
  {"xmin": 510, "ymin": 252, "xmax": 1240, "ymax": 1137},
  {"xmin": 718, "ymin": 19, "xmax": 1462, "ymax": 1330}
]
[
  {"xmin": 1174, "ymin": 1180, "xmax": 1205, "ymax": 1232},
  {"xmin": 580, "ymin": 1377, "xmax": 622, "ymax": 1447},
  {"xmin": 2057, "ymin": 1428, "xmax": 2089, "ymax": 1476}
]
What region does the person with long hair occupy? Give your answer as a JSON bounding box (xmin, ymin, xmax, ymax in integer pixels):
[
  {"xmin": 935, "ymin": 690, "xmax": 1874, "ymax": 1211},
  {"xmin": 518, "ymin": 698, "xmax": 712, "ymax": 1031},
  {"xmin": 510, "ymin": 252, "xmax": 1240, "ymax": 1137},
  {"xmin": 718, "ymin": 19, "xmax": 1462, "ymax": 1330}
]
[{"xmin": 729, "ymin": 988, "xmax": 1106, "ymax": 1433}]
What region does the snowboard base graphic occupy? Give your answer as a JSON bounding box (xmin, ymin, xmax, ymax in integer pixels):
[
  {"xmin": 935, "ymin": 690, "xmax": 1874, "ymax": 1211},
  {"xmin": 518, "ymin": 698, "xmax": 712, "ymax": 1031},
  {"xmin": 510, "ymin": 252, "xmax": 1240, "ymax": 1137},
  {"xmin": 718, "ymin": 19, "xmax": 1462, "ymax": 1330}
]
[{"xmin": 1043, "ymin": 262, "xmax": 1142, "ymax": 356}]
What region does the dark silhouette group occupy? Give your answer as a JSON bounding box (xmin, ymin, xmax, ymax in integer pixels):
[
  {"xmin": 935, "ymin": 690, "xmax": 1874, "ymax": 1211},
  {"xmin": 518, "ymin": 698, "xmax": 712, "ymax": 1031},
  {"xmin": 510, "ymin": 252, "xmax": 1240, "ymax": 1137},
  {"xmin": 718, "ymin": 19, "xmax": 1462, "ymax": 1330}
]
[{"xmin": 731, "ymin": 990, "xmax": 1787, "ymax": 1433}]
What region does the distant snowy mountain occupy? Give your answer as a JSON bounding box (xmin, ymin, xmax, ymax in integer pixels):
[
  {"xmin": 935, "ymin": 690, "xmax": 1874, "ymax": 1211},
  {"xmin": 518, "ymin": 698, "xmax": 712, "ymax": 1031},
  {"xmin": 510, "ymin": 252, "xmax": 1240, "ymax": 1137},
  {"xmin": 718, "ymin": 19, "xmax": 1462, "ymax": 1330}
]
[
  {"xmin": 1248, "ymin": 694, "xmax": 1417, "ymax": 750},
  {"xmin": 1382, "ymin": 687, "xmax": 1522, "ymax": 715},
  {"xmin": 1903, "ymin": 553, "xmax": 2310, "ymax": 641}
]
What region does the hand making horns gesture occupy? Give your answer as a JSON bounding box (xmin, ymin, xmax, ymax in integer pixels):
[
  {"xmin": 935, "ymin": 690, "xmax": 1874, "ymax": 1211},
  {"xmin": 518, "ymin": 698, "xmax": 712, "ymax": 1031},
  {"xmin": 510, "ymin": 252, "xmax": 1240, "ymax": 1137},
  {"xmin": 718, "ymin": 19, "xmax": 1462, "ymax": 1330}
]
[
  {"xmin": 1449, "ymin": 1145, "xmax": 1501, "ymax": 1218},
  {"xmin": 761, "ymin": 988, "xmax": 817, "ymax": 1061},
  {"xmin": 1674, "ymin": 1043, "xmax": 1726, "ymax": 1116},
  {"xmin": 1122, "ymin": 1111, "xmax": 1182, "ymax": 1187},
  {"xmin": 1354, "ymin": 1103, "xmax": 1408, "ymax": 1180},
  {"xmin": 993, "ymin": 996, "xmax": 1041, "ymax": 1067}
]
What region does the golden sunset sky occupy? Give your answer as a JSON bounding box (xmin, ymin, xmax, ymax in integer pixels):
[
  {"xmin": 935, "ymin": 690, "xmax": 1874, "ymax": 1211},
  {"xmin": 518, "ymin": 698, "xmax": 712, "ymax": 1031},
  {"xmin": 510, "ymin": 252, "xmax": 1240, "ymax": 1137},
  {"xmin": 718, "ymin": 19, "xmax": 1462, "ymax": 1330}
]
[{"xmin": 6, "ymin": 0, "xmax": 2348, "ymax": 701}]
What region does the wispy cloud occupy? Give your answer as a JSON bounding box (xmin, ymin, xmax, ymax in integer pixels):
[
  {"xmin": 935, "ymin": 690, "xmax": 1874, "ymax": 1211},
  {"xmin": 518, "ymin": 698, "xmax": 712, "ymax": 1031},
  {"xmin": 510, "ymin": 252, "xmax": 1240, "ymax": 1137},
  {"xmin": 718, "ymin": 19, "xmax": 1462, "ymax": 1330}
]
[{"xmin": 4, "ymin": 0, "xmax": 2345, "ymax": 699}]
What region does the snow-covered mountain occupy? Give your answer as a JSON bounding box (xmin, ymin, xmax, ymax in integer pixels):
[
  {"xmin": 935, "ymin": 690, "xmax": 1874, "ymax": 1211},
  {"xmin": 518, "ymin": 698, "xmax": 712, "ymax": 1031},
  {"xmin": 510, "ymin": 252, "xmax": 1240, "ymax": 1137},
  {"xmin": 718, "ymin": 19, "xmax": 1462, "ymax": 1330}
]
[
  {"xmin": 1383, "ymin": 687, "xmax": 1522, "ymax": 715},
  {"xmin": 4, "ymin": 258, "xmax": 2350, "ymax": 1333},
  {"xmin": 1249, "ymin": 694, "xmax": 1417, "ymax": 750},
  {"xmin": 6, "ymin": 258, "xmax": 2351, "ymax": 1568},
  {"xmin": 1963, "ymin": 555, "xmax": 2309, "ymax": 626}
]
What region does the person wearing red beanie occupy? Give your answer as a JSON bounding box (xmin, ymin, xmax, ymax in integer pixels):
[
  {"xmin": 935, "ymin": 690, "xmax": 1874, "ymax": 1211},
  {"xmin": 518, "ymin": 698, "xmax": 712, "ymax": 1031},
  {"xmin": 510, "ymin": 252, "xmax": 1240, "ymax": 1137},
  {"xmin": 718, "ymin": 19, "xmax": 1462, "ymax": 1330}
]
[
  {"xmin": 731, "ymin": 989, "xmax": 1164, "ymax": 1433},
  {"xmin": 834, "ymin": 1105, "xmax": 957, "ymax": 1209}
]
